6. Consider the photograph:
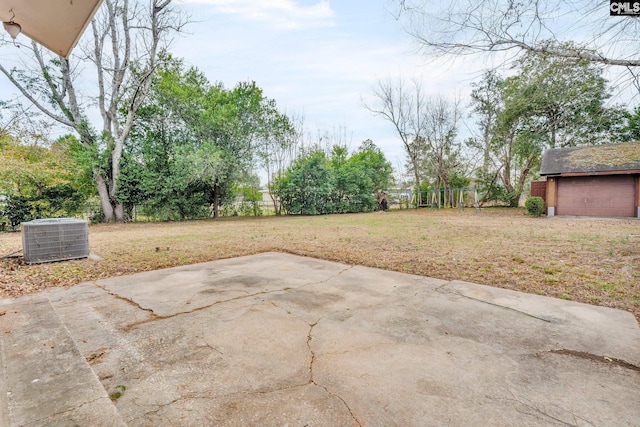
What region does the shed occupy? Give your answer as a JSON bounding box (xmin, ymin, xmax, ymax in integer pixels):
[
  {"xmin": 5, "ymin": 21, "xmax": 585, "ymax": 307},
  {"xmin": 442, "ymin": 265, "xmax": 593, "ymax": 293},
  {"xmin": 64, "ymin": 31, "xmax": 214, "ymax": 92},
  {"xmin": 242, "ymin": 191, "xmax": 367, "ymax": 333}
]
[{"xmin": 539, "ymin": 142, "xmax": 640, "ymax": 218}]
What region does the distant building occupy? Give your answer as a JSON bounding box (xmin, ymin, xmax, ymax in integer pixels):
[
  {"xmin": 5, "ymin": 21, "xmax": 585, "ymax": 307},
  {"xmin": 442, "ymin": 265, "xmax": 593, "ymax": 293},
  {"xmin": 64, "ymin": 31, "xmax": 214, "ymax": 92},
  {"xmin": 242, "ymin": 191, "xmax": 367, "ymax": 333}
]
[{"xmin": 539, "ymin": 142, "xmax": 640, "ymax": 218}]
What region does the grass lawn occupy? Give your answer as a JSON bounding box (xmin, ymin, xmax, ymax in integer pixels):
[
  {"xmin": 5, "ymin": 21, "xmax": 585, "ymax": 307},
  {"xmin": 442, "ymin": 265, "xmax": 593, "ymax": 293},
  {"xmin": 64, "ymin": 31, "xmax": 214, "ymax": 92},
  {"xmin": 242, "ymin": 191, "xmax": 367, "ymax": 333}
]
[{"xmin": 1, "ymin": 208, "xmax": 639, "ymax": 321}]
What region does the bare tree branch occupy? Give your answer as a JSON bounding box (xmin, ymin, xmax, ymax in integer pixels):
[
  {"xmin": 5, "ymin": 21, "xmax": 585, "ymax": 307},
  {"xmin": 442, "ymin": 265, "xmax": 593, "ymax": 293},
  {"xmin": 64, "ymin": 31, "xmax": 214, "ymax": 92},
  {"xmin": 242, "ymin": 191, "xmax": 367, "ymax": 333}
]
[
  {"xmin": 396, "ymin": 0, "xmax": 640, "ymax": 67},
  {"xmin": 0, "ymin": 63, "xmax": 74, "ymax": 128}
]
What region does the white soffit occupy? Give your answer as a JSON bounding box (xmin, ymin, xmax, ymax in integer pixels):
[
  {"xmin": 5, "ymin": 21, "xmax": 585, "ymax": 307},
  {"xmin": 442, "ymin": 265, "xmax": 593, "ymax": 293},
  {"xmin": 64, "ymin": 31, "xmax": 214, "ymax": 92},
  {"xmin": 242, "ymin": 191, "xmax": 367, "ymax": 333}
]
[{"xmin": 0, "ymin": 0, "xmax": 103, "ymax": 58}]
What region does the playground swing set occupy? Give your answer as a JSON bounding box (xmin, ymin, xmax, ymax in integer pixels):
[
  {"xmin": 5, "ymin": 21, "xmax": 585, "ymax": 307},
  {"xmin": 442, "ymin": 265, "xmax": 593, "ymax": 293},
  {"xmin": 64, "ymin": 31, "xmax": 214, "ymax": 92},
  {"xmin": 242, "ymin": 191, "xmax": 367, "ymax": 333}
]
[{"xmin": 414, "ymin": 188, "xmax": 480, "ymax": 213}]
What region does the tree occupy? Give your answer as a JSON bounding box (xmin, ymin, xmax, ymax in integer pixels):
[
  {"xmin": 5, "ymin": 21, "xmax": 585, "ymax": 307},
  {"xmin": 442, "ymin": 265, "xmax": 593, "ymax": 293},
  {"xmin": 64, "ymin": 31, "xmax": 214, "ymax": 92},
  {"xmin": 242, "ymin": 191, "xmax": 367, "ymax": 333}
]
[
  {"xmin": 419, "ymin": 96, "xmax": 465, "ymax": 203},
  {"xmin": 276, "ymin": 141, "xmax": 393, "ymax": 215},
  {"xmin": 351, "ymin": 139, "xmax": 395, "ymax": 196},
  {"xmin": 121, "ymin": 57, "xmax": 213, "ymax": 220},
  {"xmin": 328, "ymin": 145, "xmax": 377, "ymax": 213},
  {"xmin": 0, "ymin": 101, "xmax": 22, "ymax": 141},
  {"xmin": 468, "ymin": 51, "xmax": 617, "ymax": 206},
  {"xmin": 614, "ymin": 105, "xmax": 640, "ymax": 142},
  {"xmin": 0, "ymin": 0, "xmax": 186, "ymax": 222},
  {"xmin": 237, "ymin": 175, "xmax": 264, "ymax": 217},
  {"xmin": 178, "ymin": 80, "xmax": 268, "ymax": 218},
  {"xmin": 257, "ymin": 109, "xmax": 301, "ymax": 215},
  {"xmin": 366, "ymin": 80, "xmax": 467, "ymax": 206},
  {"xmin": 277, "ymin": 150, "xmax": 333, "ymax": 215},
  {"xmin": 508, "ymin": 49, "xmax": 613, "ymax": 149},
  {"xmin": 395, "ymin": 0, "xmax": 640, "ymax": 68},
  {"xmin": 365, "ymin": 78, "xmax": 428, "ymax": 204},
  {"xmin": 0, "ymin": 137, "xmax": 91, "ymax": 224},
  {"xmin": 470, "ymin": 70, "xmax": 502, "ymax": 177},
  {"xmin": 124, "ymin": 58, "xmax": 281, "ymax": 219}
]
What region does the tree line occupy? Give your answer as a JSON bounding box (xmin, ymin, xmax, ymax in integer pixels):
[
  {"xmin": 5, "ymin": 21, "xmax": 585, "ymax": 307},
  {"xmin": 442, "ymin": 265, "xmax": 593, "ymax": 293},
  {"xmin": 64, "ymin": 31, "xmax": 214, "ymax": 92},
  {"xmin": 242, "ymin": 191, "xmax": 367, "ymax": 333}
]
[
  {"xmin": 367, "ymin": 47, "xmax": 640, "ymax": 207},
  {"xmin": 1, "ymin": 56, "xmax": 395, "ymax": 225},
  {"xmin": 3, "ymin": 45, "xmax": 639, "ymax": 224},
  {"xmin": 384, "ymin": 0, "xmax": 640, "ymax": 206},
  {"xmin": 2, "ymin": 0, "xmax": 640, "ymax": 225}
]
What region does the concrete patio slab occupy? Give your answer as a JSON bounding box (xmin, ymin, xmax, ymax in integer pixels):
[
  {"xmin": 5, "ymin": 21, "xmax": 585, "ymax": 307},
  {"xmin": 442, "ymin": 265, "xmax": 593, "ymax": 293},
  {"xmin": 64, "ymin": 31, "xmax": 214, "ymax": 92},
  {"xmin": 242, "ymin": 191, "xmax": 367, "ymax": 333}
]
[{"xmin": 1, "ymin": 252, "xmax": 639, "ymax": 426}]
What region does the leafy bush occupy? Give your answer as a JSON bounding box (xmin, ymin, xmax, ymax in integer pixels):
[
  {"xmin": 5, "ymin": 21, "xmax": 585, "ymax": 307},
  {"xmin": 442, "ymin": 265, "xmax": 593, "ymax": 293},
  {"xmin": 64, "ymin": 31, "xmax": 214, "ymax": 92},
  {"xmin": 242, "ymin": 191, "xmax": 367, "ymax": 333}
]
[
  {"xmin": 2, "ymin": 194, "xmax": 33, "ymax": 228},
  {"xmin": 525, "ymin": 196, "xmax": 545, "ymax": 217},
  {"xmin": 277, "ymin": 151, "xmax": 333, "ymax": 215},
  {"xmin": 238, "ymin": 184, "xmax": 263, "ymax": 217},
  {"xmin": 275, "ymin": 143, "xmax": 393, "ymax": 216}
]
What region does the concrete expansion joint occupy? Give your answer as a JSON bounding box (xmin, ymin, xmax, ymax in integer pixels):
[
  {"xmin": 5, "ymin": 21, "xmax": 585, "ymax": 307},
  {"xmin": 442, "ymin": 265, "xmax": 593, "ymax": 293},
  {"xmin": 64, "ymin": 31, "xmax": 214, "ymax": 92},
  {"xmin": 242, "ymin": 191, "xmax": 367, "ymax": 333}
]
[
  {"xmin": 451, "ymin": 288, "xmax": 553, "ymax": 323},
  {"xmin": 547, "ymin": 349, "xmax": 640, "ymax": 372}
]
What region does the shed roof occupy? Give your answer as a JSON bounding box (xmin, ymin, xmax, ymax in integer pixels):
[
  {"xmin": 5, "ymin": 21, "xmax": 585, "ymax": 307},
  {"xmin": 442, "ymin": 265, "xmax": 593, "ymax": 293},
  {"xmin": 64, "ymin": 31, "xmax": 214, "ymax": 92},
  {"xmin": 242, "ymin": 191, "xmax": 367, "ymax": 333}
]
[
  {"xmin": 539, "ymin": 142, "xmax": 640, "ymax": 176},
  {"xmin": 0, "ymin": 0, "xmax": 103, "ymax": 58}
]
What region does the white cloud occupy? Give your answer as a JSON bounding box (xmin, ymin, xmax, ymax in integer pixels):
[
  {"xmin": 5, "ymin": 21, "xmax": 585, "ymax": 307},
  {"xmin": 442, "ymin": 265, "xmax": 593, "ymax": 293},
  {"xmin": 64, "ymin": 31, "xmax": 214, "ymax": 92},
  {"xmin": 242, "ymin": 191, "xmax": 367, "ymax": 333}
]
[{"xmin": 182, "ymin": 0, "xmax": 335, "ymax": 30}]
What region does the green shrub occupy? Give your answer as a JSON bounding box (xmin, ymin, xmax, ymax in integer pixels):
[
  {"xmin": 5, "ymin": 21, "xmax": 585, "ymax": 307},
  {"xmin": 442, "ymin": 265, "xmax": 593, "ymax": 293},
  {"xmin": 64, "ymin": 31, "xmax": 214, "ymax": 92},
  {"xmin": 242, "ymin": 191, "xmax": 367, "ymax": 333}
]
[{"xmin": 525, "ymin": 196, "xmax": 545, "ymax": 217}]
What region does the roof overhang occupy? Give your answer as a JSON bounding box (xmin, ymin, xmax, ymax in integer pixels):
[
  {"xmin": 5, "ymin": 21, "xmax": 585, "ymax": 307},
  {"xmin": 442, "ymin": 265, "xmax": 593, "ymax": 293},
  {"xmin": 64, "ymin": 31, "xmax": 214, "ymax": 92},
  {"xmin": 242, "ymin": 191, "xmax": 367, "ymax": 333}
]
[
  {"xmin": 541, "ymin": 169, "xmax": 640, "ymax": 178},
  {"xmin": 539, "ymin": 142, "xmax": 640, "ymax": 176},
  {"xmin": 0, "ymin": 0, "xmax": 104, "ymax": 58}
]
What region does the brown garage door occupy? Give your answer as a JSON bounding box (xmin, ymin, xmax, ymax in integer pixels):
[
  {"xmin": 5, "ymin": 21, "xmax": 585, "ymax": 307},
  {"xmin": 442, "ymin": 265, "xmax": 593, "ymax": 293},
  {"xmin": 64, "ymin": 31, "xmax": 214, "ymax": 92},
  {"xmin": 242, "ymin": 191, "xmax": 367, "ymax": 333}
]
[{"xmin": 556, "ymin": 175, "xmax": 636, "ymax": 217}]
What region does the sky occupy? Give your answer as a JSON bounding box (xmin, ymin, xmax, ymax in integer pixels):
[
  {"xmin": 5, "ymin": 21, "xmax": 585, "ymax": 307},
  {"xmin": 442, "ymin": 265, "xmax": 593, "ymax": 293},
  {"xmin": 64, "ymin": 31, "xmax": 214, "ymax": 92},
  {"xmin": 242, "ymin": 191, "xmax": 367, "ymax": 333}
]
[
  {"xmin": 0, "ymin": 0, "xmax": 491, "ymax": 183},
  {"xmin": 170, "ymin": 0, "xmax": 489, "ymax": 176},
  {"xmin": 1, "ymin": 0, "xmax": 635, "ymax": 184}
]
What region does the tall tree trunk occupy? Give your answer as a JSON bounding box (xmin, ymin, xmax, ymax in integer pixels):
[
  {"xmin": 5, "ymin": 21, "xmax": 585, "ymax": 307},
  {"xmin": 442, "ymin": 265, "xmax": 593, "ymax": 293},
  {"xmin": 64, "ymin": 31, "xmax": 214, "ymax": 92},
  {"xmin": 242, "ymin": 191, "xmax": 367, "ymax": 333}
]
[
  {"xmin": 114, "ymin": 203, "xmax": 125, "ymax": 222},
  {"xmin": 413, "ymin": 169, "xmax": 422, "ymax": 207},
  {"xmin": 511, "ymin": 152, "xmax": 538, "ymax": 207},
  {"xmin": 502, "ymin": 157, "xmax": 517, "ymax": 206},
  {"xmin": 94, "ymin": 171, "xmax": 125, "ymax": 222},
  {"xmin": 213, "ymin": 181, "xmax": 220, "ymax": 219},
  {"xmin": 94, "ymin": 172, "xmax": 114, "ymax": 222},
  {"xmin": 268, "ymin": 183, "xmax": 281, "ymax": 216},
  {"xmin": 411, "ymin": 152, "xmax": 422, "ymax": 206}
]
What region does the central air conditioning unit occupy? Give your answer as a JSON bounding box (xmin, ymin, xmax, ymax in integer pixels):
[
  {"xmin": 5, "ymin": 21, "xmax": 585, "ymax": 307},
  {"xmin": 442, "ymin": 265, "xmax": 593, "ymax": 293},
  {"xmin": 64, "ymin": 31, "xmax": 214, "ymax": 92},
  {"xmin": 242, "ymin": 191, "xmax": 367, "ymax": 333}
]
[{"xmin": 21, "ymin": 218, "xmax": 89, "ymax": 264}]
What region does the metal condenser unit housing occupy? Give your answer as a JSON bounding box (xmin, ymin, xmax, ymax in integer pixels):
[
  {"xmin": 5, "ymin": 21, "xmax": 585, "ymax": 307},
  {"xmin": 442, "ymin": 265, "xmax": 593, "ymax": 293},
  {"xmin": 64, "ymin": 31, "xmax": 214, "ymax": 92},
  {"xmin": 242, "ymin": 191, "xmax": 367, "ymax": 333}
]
[{"xmin": 21, "ymin": 218, "xmax": 89, "ymax": 264}]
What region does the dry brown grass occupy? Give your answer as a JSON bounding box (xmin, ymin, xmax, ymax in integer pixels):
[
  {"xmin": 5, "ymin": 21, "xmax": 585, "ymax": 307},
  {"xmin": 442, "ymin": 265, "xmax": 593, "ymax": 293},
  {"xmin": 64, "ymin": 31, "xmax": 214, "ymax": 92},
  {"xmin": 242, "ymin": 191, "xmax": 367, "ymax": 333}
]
[{"xmin": 1, "ymin": 208, "xmax": 639, "ymax": 321}]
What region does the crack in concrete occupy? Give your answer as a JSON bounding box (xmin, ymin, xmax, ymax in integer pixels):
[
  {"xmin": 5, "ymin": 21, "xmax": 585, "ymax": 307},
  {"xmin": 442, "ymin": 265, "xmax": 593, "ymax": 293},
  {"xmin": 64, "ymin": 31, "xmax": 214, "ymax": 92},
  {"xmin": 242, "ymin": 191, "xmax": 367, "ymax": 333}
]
[
  {"xmin": 108, "ymin": 266, "xmax": 355, "ymax": 332},
  {"xmin": 434, "ymin": 282, "xmax": 450, "ymax": 293},
  {"xmin": 547, "ymin": 349, "xmax": 640, "ymax": 372},
  {"xmin": 304, "ymin": 319, "xmax": 362, "ymax": 427},
  {"xmin": 216, "ymin": 308, "xmax": 362, "ymax": 426},
  {"xmin": 93, "ymin": 283, "xmax": 160, "ymax": 332},
  {"xmin": 295, "ymin": 266, "xmax": 355, "ymax": 291},
  {"xmin": 135, "ymin": 381, "xmax": 363, "ymax": 426},
  {"xmin": 121, "ymin": 287, "xmax": 289, "ymax": 332},
  {"xmin": 443, "ymin": 284, "xmax": 553, "ymax": 323},
  {"xmin": 306, "ymin": 320, "xmax": 319, "ymax": 384},
  {"xmin": 94, "ymin": 283, "xmax": 156, "ymax": 315},
  {"xmin": 200, "ymin": 341, "xmax": 224, "ymax": 355},
  {"xmin": 191, "ymin": 289, "xmax": 252, "ymax": 305},
  {"xmin": 128, "ymin": 395, "xmax": 193, "ymax": 427},
  {"xmin": 504, "ymin": 387, "xmax": 595, "ymax": 427},
  {"xmin": 138, "ymin": 396, "xmax": 184, "ymax": 415},
  {"xmin": 22, "ymin": 396, "xmax": 116, "ymax": 427},
  {"xmin": 313, "ymin": 382, "xmax": 362, "ymax": 427}
]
